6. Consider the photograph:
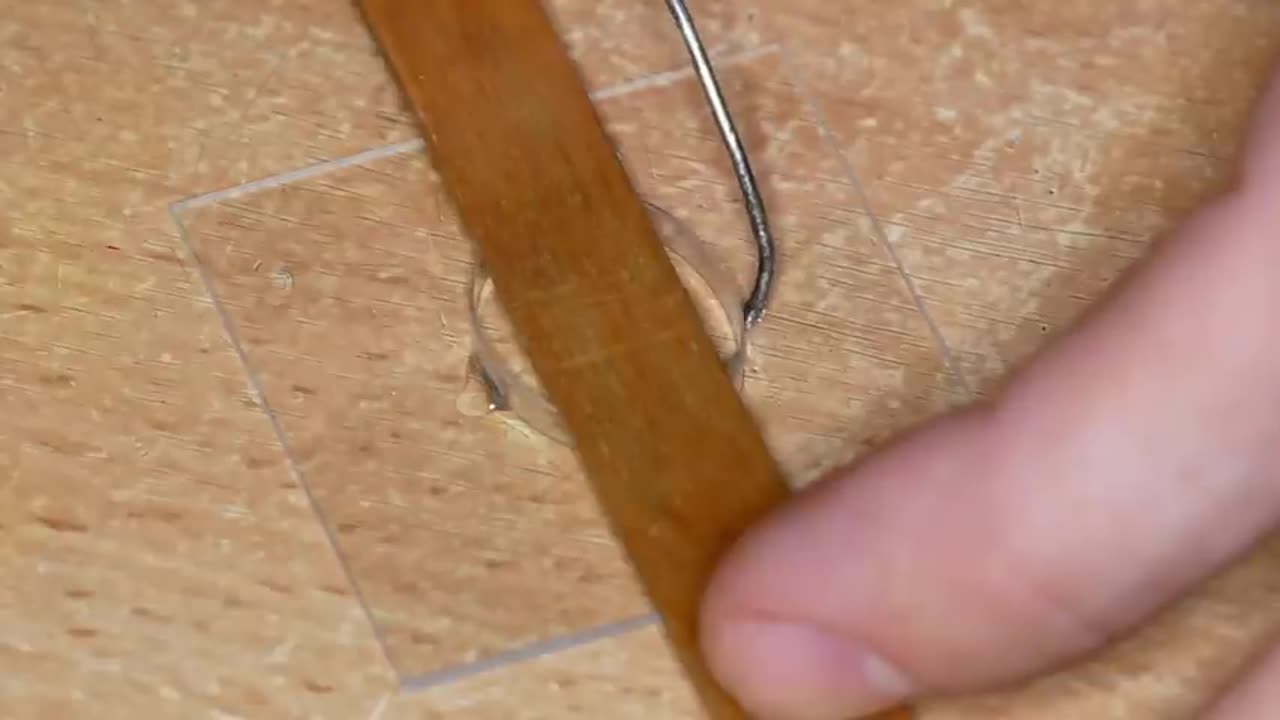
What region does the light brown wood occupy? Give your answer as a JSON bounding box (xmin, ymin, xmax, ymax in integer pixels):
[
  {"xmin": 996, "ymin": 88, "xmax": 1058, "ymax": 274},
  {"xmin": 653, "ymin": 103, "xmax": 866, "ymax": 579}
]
[
  {"xmin": 356, "ymin": 2, "xmax": 793, "ymax": 716},
  {"xmin": 5, "ymin": 1, "xmax": 1280, "ymax": 719},
  {"xmin": 172, "ymin": 39, "xmax": 960, "ymax": 691}
]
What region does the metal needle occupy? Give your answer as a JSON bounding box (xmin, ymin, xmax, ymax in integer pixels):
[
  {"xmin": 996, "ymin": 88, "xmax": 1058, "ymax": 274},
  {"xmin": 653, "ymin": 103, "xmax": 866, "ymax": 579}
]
[{"xmin": 664, "ymin": 0, "xmax": 777, "ymax": 328}]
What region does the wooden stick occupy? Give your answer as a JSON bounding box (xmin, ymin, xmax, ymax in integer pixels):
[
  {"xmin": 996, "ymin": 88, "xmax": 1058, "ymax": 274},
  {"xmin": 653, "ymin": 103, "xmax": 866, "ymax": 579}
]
[{"xmin": 359, "ymin": 3, "xmax": 912, "ymax": 718}]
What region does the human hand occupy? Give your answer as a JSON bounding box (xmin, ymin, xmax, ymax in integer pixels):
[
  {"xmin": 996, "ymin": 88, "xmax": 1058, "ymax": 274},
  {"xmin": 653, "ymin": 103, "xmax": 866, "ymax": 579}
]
[{"xmin": 698, "ymin": 64, "xmax": 1280, "ymax": 720}]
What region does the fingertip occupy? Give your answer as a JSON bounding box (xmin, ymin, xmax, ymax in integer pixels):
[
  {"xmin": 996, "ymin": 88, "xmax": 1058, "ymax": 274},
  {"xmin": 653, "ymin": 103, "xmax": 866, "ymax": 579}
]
[
  {"xmin": 701, "ymin": 610, "xmax": 913, "ymax": 720},
  {"xmin": 697, "ymin": 442, "xmax": 941, "ymax": 719}
]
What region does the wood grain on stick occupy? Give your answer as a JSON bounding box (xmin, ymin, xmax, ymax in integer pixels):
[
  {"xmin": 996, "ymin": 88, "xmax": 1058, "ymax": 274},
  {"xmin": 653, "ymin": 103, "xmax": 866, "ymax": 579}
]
[
  {"xmin": 358, "ymin": 0, "xmax": 784, "ymax": 716},
  {"xmin": 359, "ymin": 2, "xmax": 911, "ymax": 718}
]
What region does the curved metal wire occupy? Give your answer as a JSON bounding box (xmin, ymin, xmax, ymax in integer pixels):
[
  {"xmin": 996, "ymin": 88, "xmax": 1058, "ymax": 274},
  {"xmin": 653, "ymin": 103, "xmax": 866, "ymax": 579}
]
[{"xmin": 664, "ymin": 0, "xmax": 777, "ymax": 328}]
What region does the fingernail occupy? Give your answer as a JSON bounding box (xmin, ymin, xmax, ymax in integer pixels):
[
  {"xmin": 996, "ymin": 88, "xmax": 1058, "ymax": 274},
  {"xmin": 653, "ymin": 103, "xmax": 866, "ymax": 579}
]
[{"xmin": 719, "ymin": 621, "xmax": 913, "ymax": 720}]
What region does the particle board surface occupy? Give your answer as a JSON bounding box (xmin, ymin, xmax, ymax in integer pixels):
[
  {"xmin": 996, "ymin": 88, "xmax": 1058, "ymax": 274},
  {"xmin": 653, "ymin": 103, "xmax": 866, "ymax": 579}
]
[{"xmin": 4, "ymin": 1, "xmax": 1280, "ymax": 719}]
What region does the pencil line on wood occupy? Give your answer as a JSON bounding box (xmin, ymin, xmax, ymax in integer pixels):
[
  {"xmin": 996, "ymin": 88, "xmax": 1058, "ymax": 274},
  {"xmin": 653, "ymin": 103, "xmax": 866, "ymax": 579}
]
[
  {"xmin": 165, "ymin": 206, "xmax": 401, "ymax": 677},
  {"xmin": 593, "ymin": 43, "xmax": 781, "ymax": 100},
  {"xmin": 397, "ymin": 614, "xmax": 660, "ymax": 694},
  {"xmin": 365, "ymin": 693, "xmax": 392, "ymax": 720},
  {"xmin": 172, "ymin": 139, "xmax": 428, "ymax": 212},
  {"xmin": 775, "ymin": 45, "xmax": 975, "ymax": 397},
  {"xmin": 171, "ymin": 44, "xmax": 782, "ymax": 214}
]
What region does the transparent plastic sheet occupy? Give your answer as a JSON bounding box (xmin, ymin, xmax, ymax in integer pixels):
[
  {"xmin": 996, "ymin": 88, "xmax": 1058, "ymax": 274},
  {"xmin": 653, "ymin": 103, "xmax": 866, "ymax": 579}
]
[{"xmin": 173, "ymin": 47, "xmax": 955, "ymax": 691}]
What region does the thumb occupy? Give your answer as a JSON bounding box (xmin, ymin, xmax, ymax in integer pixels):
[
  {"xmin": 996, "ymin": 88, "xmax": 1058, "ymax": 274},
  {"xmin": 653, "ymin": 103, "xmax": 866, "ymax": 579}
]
[
  {"xmin": 699, "ymin": 68, "xmax": 1280, "ymax": 720},
  {"xmin": 1246, "ymin": 59, "xmax": 1280, "ymax": 185}
]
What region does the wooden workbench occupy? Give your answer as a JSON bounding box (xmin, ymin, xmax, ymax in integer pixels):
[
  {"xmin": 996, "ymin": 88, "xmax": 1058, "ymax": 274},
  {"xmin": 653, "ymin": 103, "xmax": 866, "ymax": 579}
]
[{"xmin": 4, "ymin": 1, "xmax": 1279, "ymax": 718}]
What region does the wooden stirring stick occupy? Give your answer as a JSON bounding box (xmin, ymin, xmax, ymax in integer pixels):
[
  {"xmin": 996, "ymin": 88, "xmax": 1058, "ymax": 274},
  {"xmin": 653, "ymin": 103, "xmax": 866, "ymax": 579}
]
[{"xmin": 359, "ymin": 3, "xmax": 913, "ymax": 718}]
